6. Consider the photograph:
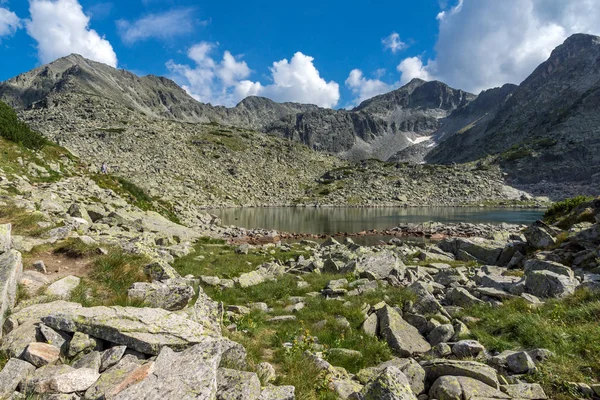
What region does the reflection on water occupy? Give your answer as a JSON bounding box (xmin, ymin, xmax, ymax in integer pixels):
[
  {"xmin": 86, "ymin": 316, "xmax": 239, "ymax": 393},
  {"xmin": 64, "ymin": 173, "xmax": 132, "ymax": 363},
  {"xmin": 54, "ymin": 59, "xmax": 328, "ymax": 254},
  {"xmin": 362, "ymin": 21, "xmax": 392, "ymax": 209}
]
[{"xmin": 212, "ymin": 207, "xmax": 545, "ymax": 236}]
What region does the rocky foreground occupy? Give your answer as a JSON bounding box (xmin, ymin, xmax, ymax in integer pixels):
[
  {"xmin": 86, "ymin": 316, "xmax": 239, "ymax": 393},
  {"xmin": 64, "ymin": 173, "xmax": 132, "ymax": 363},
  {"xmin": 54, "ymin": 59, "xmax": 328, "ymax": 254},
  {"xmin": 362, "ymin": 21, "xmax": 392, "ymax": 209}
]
[{"xmin": 1, "ymin": 156, "xmax": 599, "ymax": 399}]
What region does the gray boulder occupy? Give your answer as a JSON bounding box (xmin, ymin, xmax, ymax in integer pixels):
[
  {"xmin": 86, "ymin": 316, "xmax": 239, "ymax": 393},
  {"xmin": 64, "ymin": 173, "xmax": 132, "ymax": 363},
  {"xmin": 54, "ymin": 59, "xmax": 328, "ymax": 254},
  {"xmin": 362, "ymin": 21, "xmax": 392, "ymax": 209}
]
[
  {"xmin": 524, "ymin": 259, "xmax": 574, "ymax": 278},
  {"xmin": 452, "ymin": 340, "xmax": 485, "ymax": 359},
  {"xmin": 427, "ymin": 324, "xmax": 455, "ymax": 346},
  {"xmin": 445, "ymin": 288, "xmax": 484, "ymax": 308},
  {"xmin": 0, "ymin": 358, "xmax": 36, "ymax": 399},
  {"xmin": 360, "ymin": 366, "xmax": 417, "ymax": 399},
  {"xmin": 128, "ymin": 279, "xmax": 194, "ymax": 311},
  {"xmin": 524, "ymin": 222, "xmax": 556, "ymax": 249},
  {"xmin": 143, "ymin": 261, "xmax": 180, "ymax": 282},
  {"xmin": 83, "ymin": 355, "xmax": 144, "ymax": 400},
  {"xmin": 100, "ymin": 346, "xmax": 127, "ymax": 372},
  {"xmin": 422, "ymin": 359, "xmax": 499, "ymax": 389},
  {"xmin": 41, "ymin": 305, "xmax": 217, "ymax": 355},
  {"xmin": 46, "ymin": 275, "xmax": 81, "ymax": 299},
  {"xmin": 182, "ymin": 287, "xmax": 224, "ymax": 336},
  {"xmin": 525, "ymin": 271, "xmax": 578, "ymax": 298},
  {"xmin": 429, "ymin": 376, "xmax": 509, "ymax": 400},
  {"xmin": 0, "ymin": 249, "xmax": 23, "ymax": 338},
  {"xmin": 506, "ymin": 351, "xmax": 537, "ymax": 374},
  {"xmin": 501, "ymin": 383, "xmax": 548, "ymax": 399},
  {"xmin": 357, "ymin": 358, "xmax": 425, "ymax": 395},
  {"xmin": 68, "ymin": 332, "xmax": 98, "ymax": 357},
  {"xmin": 377, "ymin": 305, "xmax": 431, "ymax": 357},
  {"xmin": 258, "ymin": 385, "xmax": 295, "ymax": 400},
  {"xmin": 114, "ymin": 339, "xmax": 223, "ymax": 399},
  {"xmin": 23, "ymin": 342, "xmax": 61, "ymax": 367},
  {"xmin": 355, "ymin": 251, "xmax": 403, "ymax": 280},
  {"xmin": 0, "ymin": 223, "xmax": 11, "ymax": 253},
  {"xmin": 217, "ymin": 368, "xmax": 262, "ymax": 400}
]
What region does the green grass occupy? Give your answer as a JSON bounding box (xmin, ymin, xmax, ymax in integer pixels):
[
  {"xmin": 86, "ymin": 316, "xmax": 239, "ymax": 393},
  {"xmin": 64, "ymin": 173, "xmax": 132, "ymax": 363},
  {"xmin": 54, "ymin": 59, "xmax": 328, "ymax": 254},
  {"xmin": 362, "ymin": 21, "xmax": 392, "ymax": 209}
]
[
  {"xmin": 0, "ymin": 101, "xmax": 49, "ymax": 150},
  {"xmin": 0, "ymin": 350, "xmax": 7, "ymax": 371},
  {"xmin": 91, "ymin": 174, "xmax": 180, "ymax": 223},
  {"xmin": 464, "ymin": 289, "xmax": 600, "ymax": 400},
  {"xmin": 544, "ymin": 195, "xmax": 595, "ymax": 225},
  {"xmin": 0, "ymin": 203, "xmax": 52, "ymax": 237},
  {"xmin": 69, "ymin": 248, "xmax": 150, "ymax": 307},
  {"xmin": 173, "ymin": 242, "xmax": 310, "ymax": 279}
]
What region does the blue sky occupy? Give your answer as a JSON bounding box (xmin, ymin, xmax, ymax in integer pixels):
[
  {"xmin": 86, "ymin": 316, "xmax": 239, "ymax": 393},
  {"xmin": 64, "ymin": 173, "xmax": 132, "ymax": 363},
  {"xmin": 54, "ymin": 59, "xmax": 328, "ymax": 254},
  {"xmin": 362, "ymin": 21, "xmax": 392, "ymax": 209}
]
[{"xmin": 1, "ymin": 0, "xmax": 599, "ymax": 108}]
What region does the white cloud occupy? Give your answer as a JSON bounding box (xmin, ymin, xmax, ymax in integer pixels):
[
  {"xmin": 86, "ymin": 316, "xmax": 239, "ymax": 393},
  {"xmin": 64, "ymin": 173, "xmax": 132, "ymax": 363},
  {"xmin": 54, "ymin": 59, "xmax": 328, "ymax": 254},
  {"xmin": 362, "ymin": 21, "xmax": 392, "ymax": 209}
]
[
  {"xmin": 166, "ymin": 42, "xmax": 253, "ymax": 106},
  {"xmin": 26, "ymin": 0, "xmax": 117, "ymax": 67},
  {"xmin": 400, "ymin": 0, "xmax": 600, "ymax": 93},
  {"xmin": 0, "ymin": 7, "xmax": 21, "ymax": 38},
  {"xmin": 345, "ymin": 69, "xmax": 391, "ymax": 107},
  {"xmin": 168, "ymin": 47, "xmax": 340, "ymax": 108},
  {"xmin": 397, "ymin": 57, "xmax": 432, "ymax": 84},
  {"xmin": 117, "ymin": 8, "xmax": 200, "ymax": 44},
  {"xmin": 382, "ymin": 32, "xmax": 407, "ymax": 53}
]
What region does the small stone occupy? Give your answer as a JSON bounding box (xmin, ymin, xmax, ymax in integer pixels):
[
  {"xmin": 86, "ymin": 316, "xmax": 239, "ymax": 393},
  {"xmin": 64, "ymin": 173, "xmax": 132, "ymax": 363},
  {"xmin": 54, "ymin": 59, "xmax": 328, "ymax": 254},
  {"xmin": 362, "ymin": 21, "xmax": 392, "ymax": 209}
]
[
  {"xmin": 0, "ymin": 358, "xmax": 36, "ymax": 399},
  {"xmin": 48, "ymin": 368, "xmax": 101, "ymax": 393},
  {"xmin": 72, "ymin": 351, "xmax": 102, "ymax": 372},
  {"xmin": 33, "ymin": 260, "xmax": 47, "ymax": 274},
  {"xmin": 267, "ymin": 315, "xmax": 296, "ymax": 323},
  {"xmin": 39, "ymin": 324, "xmax": 70, "ymax": 351},
  {"xmin": 68, "ymin": 332, "xmax": 98, "ymax": 358},
  {"xmin": 506, "ymin": 351, "xmax": 536, "ymax": 374},
  {"xmin": 452, "ymin": 340, "xmax": 485, "ymax": 359}
]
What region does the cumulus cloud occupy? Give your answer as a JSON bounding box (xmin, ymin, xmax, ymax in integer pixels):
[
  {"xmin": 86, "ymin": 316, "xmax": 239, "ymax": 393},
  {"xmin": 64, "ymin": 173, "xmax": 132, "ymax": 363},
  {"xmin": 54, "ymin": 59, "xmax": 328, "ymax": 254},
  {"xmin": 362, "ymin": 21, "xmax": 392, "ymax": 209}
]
[
  {"xmin": 382, "ymin": 32, "xmax": 407, "ymax": 53},
  {"xmin": 397, "ymin": 57, "xmax": 432, "ymax": 84},
  {"xmin": 0, "ymin": 6, "xmax": 21, "ymax": 38},
  {"xmin": 345, "ymin": 69, "xmax": 391, "ymax": 107},
  {"xmin": 400, "ymin": 0, "xmax": 600, "ymax": 93},
  {"xmin": 117, "ymin": 8, "xmax": 201, "ymax": 44},
  {"xmin": 26, "ymin": 0, "xmax": 117, "ymax": 67},
  {"xmin": 168, "ymin": 47, "xmax": 340, "ymax": 108}
]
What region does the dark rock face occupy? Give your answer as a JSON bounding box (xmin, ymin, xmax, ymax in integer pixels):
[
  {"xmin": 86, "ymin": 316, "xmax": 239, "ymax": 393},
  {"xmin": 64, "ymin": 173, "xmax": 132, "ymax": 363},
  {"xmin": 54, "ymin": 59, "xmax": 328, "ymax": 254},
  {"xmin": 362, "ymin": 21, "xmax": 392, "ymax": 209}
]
[{"xmin": 427, "ymin": 33, "xmax": 600, "ymax": 184}]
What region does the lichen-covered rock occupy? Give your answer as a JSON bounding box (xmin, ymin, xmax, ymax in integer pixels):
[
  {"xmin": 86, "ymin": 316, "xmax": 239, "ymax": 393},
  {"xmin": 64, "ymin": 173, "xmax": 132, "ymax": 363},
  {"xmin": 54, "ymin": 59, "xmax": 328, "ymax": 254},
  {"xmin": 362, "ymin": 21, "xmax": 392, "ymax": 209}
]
[
  {"xmin": 427, "ymin": 324, "xmax": 455, "ymax": 346},
  {"xmin": 501, "ymin": 383, "xmax": 548, "ymax": 399},
  {"xmin": 506, "ymin": 351, "xmax": 537, "ymax": 374},
  {"xmin": 0, "ymin": 223, "xmax": 11, "ymax": 254},
  {"xmin": 143, "ymin": 261, "xmax": 180, "ymax": 282},
  {"xmin": 360, "ymin": 366, "xmax": 417, "ymax": 399},
  {"xmin": 377, "ymin": 305, "xmax": 431, "ymax": 357},
  {"xmin": 45, "ymin": 368, "xmax": 101, "ymax": 393},
  {"xmin": 524, "ymin": 259, "xmax": 574, "ymax": 278},
  {"xmin": 41, "ymin": 305, "xmax": 216, "ymax": 355},
  {"xmin": 422, "ymin": 359, "xmax": 499, "ymax": 389},
  {"xmin": 0, "ymin": 358, "xmax": 36, "ymax": 399},
  {"xmin": 452, "ymin": 340, "xmax": 485, "ymax": 359},
  {"xmin": 258, "ymin": 385, "xmax": 295, "ymax": 400},
  {"xmin": 127, "ymin": 279, "xmax": 194, "ymax": 311},
  {"xmin": 445, "ymin": 288, "xmax": 484, "ymax": 308},
  {"xmin": 73, "ymin": 351, "xmax": 102, "ymax": 371},
  {"xmin": 256, "ymin": 362, "xmax": 276, "ymax": 385},
  {"xmin": 355, "ymin": 251, "xmax": 403, "ymax": 280},
  {"xmin": 22, "ymin": 364, "xmax": 75, "ymax": 393},
  {"xmin": 68, "ymin": 332, "xmax": 98, "ymax": 357},
  {"xmin": 0, "ymin": 249, "xmax": 23, "ymax": 338},
  {"xmin": 357, "ymin": 358, "xmax": 425, "ymax": 395},
  {"xmin": 46, "ymin": 275, "xmax": 81, "ymax": 299},
  {"xmin": 429, "ymin": 376, "xmax": 510, "ymax": 400},
  {"xmin": 100, "ymin": 345, "xmax": 127, "ymax": 372},
  {"xmin": 114, "ymin": 339, "xmax": 223, "ymax": 399},
  {"xmin": 181, "ymin": 287, "xmax": 223, "ymax": 336},
  {"xmin": 217, "ymin": 368, "xmax": 262, "ymax": 400}
]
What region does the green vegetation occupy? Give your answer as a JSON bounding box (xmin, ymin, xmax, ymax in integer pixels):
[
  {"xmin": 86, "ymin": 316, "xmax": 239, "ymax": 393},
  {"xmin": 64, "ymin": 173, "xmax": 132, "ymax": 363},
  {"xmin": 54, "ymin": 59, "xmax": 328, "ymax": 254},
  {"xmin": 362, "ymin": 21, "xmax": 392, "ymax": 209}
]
[
  {"xmin": 544, "ymin": 195, "xmax": 594, "ymax": 223},
  {"xmin": 91, "ymin": 174, "xmax": 180, "ymax": 223},
  {"xmin": 69, "ymin": 248, "xmax": 150, "ymax": 307},
  {"xmin": 0, "ymin": 350, "xmax": 7, "ymax": 371},
  {"xmin": 173, "ymin": 241, "xmax": 310, "ymax": 279},
  {"xmin": 500, "ymin": 146, "xmax": 531, "ymax": 162},
  {"xmin": 0, "ymin": 202, "xmax": 52, "ymax": 237},
  {"xmin": 465, "ymin": 289, "xmax": 600, "ymax": 400},
  {"xmin": 173, "ymin": 241, "xmax": 419, "ymax": 399},
  {"xmin": 97, "ymin": 127, "xmax": 126, "ymax": 134},
  {"xmin": 0, "ymin": 101, "xmax": 48, "ymax": 150}
]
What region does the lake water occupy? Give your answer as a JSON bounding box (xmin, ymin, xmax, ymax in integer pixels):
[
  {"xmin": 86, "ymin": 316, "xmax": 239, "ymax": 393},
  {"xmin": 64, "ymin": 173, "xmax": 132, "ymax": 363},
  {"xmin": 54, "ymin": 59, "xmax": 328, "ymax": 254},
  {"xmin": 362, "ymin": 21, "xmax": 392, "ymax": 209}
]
[{"xmin": 213, "ymin": 207, "xmax": 545, "ymax": 236}]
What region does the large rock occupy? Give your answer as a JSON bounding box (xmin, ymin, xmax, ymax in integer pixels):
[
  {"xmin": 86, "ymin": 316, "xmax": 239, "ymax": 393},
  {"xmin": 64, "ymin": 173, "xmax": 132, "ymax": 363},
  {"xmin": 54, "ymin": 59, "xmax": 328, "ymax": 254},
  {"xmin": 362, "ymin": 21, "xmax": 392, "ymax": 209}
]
[
  {"xmin": 23, "ymin": 342, "xmax": 61, "ymax": 367},
  {"xmin": 524, "ymin": 222, "xmax": 556, "ymax": 249},
  {"xmin": 355, "ymin": 251, "xmax": 403, "ymax": 280},
  {"xmin": 128, "ymin": 279, "xmax": 195, "ymax": 311},
  {"xmin": 41, "ymin": 305, "xmax": 217, "ymax": 355},
  {"xmin": 360, "ymin": 366, "xmax": 417, "ymax": 400},
  {"xmin": 0, "ymin": 249, "xmax": 23, "ymax": 338},
  {"xmin": 217, "ymin": 368, "xmax": 262, "ymax": 400},
  {"xmin": 407, "ymin": 282, "xmax": 446, "ymax": 316},
  {"xmin": 377, "ymin": 305, "xmax": 431, "ymax": 357},
  {"xmin": 524, "ymin": 259, "xmax": 574, "ymax": 278},
  {"xmin": 84, "ymin": 355, "xmax": 144, "ymax": 400},
  {"xmin": 45, "ymin": 275, "xmax": 81, "ymax": 299},
  {"xmin": 429, "ymin": 376, "xmax": 510, "ymax": 400},
  {"xmin": 143, "ymin": 261, "xmax": 181, "ymax": 282},
  {"xmin": 506, "ymin": 351, "xmax": 537, "ymax": 374},
  {"xmin": 46, "ymin": 368, "xmax": 101, "ymax": 393},
  {"xmin": 0, "ymin": 358, "xmax": 36, "ymax": 399},
  {"xmin": 440, "ymin": 237, "xmax": 504, "ymax": 264},
  {"xmin": 357, "ymin": 358, "xmax": 425, "ymax": 395},
  {"xmin": 501, "ymin": 383, "xmax": 548, "ymax": 399},
  {"xmin": 445, "ymin": 288, "xmax": 484, "ymax": 308},
  {"xmin": 179, "ymin": 287, "xmax": 223, "ymax": 336},
  {"xmin": 525, "ymin": 271, "xmax": 578, "ymax": 298},
  {"xmin": 113, "ymin": 339, "xmax": 223, "ymax": 399},
  {"xmin": 422, "ymin": 359, "xmax": 499, "ymax": 389}
]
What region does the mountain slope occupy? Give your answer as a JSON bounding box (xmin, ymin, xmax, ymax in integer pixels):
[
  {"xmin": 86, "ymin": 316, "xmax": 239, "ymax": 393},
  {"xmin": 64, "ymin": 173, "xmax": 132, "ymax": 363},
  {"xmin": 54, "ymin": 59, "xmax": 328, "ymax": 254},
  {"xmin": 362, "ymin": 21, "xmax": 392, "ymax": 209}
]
[
  {"xmin": 427, "ymin": 34, "xmax": 600, "ymax": 184},
  {"xmin": 0, "ymin": 56, "xmax": 475, "ymax": 160}
]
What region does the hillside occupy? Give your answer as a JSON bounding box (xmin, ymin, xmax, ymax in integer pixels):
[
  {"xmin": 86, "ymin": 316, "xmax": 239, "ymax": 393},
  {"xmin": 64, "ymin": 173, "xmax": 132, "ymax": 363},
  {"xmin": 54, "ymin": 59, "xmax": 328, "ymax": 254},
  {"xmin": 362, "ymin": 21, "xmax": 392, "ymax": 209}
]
[{"xmin": 426, "ymin": 34, "xmax": 600, "ymax": 185}]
